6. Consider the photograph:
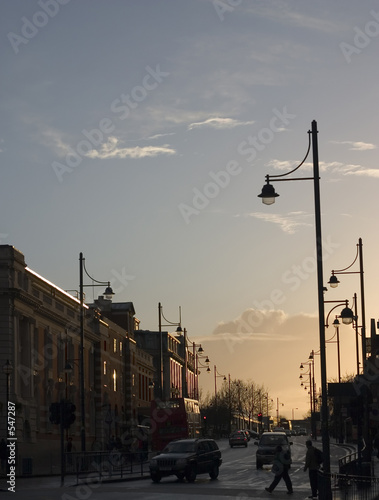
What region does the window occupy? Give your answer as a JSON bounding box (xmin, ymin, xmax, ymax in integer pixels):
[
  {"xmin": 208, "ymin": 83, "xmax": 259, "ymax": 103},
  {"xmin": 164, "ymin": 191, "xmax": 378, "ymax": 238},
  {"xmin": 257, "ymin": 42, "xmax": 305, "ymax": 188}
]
[
  {"xmin": 113, "ymin": 339, "xmax": 117, "ymax": 353},
  {"xmin": 119, "ymin": 341, "xmax": 123, "ymax": 356},
  {"xmin": 103, "ymin": 361, "xmax": 107, "ymax": 375},
  {"xmin": 113, "ymin": 369, "xmax": 117, "ymax": 391}
]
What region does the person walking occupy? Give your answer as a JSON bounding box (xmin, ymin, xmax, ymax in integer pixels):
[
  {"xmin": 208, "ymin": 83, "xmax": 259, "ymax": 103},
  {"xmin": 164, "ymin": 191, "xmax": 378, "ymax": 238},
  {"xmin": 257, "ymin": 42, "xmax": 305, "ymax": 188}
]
[
  {"xmin": 304, "ymin": 439, "xmax": 319, "ymax": 499},
  {"xmin": 265, "ymin": 445, "xmax": 293, "ymax": 494}
]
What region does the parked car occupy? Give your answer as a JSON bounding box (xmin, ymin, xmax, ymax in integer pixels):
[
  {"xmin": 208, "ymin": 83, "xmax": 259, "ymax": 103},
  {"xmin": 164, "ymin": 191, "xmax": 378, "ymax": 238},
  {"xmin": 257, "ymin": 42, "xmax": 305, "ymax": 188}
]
[
  {"xmin": 149, "ymin": 438, "xmax": 222, "ymax": 483},
  {"xmin": 255, "ymin": 431, "xmax": 293, "ymax": 469},
  {"xmin": 229, "ymin": 432, "xmax": 248, "ymax": 447},
  {"xmin": 298, "ymin": 427, "xmax": 307, "ymax": 436}
]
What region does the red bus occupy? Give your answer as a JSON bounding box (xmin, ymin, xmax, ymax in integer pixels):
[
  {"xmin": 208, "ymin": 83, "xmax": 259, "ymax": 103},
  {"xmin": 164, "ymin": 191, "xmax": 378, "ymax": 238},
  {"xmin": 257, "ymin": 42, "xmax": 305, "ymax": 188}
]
[{"xmin": 150, "ymin": 398, "xmax": 201, "ymax": 451}]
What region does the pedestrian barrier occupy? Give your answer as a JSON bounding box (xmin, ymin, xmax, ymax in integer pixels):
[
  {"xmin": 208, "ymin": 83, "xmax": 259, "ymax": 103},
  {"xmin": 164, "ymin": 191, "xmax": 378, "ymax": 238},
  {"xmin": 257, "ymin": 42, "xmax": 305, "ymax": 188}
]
[
  {"xmin": 318, "ymin": 470, "xmax": 379, "ymax": 499},
  {"xmin": 64, "ymin": 450, "xmax": 151, "ymax": 485}
]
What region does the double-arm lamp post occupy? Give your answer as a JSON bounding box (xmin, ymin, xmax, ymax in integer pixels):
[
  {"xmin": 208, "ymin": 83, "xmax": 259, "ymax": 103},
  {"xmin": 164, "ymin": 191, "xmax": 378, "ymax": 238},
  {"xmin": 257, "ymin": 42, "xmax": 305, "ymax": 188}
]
[
  {"xmin": 158, "ymin": 303, "xmax": 183, "ymax": 400},
  {"xmin": 258, "ymin": 120, "xmax": 332, "ymax": 497},
  {"xmin": 328, "ymin": 238, "xmax": 366, "ymax": 365},
  {"xmin": 300, "ymin": 361, "xmax": 315, "ymax": 437},
  {"xmin": 79, "ymin": 252, "xmax": 114, "ymax": 451}
]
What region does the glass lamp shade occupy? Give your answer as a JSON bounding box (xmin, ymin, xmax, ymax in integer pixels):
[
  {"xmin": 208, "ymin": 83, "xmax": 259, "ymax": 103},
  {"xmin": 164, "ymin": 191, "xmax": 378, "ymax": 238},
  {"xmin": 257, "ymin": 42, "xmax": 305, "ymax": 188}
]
[
  {"xmin": 104, "ymin": 283, "xmax": 115, "ymax": 300},
  {"xmin": 340, "ymin": 306, "xmax": 354, "ymax": 325},
  {"xmin": 328, "ymin": 275, "xmax": 339, "ymax": 288},
  {"xmin": 258, "ymin": 183, "xmax": 279, "ymax": 205}
]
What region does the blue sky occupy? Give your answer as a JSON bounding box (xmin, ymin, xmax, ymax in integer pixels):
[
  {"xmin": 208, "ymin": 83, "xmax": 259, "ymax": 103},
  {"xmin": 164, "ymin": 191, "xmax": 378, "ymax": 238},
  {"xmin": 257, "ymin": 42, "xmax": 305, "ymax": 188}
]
[{"xmin": 1, "ymin": 1, "xmax": 379, "ymax": 417}]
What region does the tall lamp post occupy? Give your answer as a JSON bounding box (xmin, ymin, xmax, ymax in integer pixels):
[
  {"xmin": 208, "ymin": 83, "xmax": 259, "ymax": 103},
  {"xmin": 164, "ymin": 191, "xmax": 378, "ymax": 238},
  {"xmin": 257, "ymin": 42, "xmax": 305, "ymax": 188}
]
[
  {"xmin": 300, "ymin": 361, "xmax": 316, "ymax": 438},
  {"xmin": 276, "ymin": 398, "xmax": 284, "ymax": 426},
  {"xmin": 258, "ymin": 121, "xmax": 332, "ymax": 498},
  {"xmin": 79, "ymin": 252, "xmax": 114, "ymax": 451},
  {"xmin": 328, "ymin": 238, "xmax": 366, "ymax": 364},
  {"xmin": 158, "ymin": 303, "xmax": 183, "ymax": 400}
]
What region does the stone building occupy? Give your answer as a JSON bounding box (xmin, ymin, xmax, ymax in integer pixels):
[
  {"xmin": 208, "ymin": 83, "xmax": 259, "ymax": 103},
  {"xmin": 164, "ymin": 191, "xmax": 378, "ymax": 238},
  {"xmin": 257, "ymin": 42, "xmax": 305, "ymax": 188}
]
[{"xmin": 0, "ymin": 245, "xmax": 154, "ymax": 475}]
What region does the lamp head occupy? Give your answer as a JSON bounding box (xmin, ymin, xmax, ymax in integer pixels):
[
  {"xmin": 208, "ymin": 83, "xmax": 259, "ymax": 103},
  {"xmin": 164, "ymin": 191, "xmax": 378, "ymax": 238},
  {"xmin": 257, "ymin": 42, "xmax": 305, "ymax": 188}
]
[
  {"xmin": 328, "ymin": 275, "xmax": 339, "ymax": 288},
  {"xmin": 198, "ymin": 345, "xmax": 204, "ymax": 353},
  {"xmin": 176, "ymin": 326, "xmax": 183, "ymax": 334},
  {"xmin": 104, "ymin": 282, "xmax": 115, "ymax": 300},
  {"xmin": 340, "ymin": 306, "xmax": 354, "ymax": 325},
  {"xmin": 333, "ymin": 317, "xmax": 340, "ymax": 328},
  {"xmin": 258, "ymin": 180, "xmax": 279, "ymax": 205}
]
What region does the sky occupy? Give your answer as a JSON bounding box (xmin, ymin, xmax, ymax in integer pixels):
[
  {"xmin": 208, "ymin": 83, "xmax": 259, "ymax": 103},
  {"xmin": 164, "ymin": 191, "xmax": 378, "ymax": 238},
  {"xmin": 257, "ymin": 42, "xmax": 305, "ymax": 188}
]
[{"xmin": 1, "ymin": 0, "xmax": 379, "ymax": 419}]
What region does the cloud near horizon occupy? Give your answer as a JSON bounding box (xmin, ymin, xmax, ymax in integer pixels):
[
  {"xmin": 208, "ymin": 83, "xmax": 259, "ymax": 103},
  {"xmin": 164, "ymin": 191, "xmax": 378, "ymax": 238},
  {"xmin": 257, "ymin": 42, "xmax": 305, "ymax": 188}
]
[{"xmin": 210, "ymin": 308, "xmax": 317, "ymax": 339}]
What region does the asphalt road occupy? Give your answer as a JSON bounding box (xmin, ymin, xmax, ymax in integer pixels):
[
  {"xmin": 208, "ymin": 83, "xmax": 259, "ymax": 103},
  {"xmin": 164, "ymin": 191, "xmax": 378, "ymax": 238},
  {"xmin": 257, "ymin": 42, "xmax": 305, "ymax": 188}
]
[{"xmin": 2, "ymin": 436, "xmax": 355, "ymax": 500}]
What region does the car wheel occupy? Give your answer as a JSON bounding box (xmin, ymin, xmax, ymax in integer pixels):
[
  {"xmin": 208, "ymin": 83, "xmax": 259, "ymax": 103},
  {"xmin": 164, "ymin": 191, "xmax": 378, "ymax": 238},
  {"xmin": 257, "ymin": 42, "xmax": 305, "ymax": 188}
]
[
  {"xmin": 256, "ymin": 461, "xmax": 263, "ymax": 469},
  {"xmin": 209, "ymin": 463, "xmax": 219, "ymax": 480},
  {"xmin": 151, "ymin": 472, "xmax": 161, "ymax": 483},
  {"xmin": 176, "ymin": 472, "xmax": 185, "ymax": 481},
  {"xmin": 186, "ymin": 465, "xmax": 197, "ymax": 483}
]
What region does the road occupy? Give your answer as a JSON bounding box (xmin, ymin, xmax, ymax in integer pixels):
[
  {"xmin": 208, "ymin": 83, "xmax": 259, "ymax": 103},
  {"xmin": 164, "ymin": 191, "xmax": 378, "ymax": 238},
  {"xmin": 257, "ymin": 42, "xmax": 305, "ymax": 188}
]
[{"xmin": 4, "ymin": 436, "xmax": 353, "ymax": 500}]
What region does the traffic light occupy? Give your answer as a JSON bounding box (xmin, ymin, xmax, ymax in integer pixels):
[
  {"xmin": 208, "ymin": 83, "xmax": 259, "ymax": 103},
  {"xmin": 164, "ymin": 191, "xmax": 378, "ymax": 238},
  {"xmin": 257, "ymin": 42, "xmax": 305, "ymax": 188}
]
[
  {"xmin": 62, "ymin": 401, "xmax": 76, "ymax": 429},
  {"xmin": 49, "ymin": 402, "xmax": 61, "ymax": 425},
  {"xmin": 258, "ymin": 412, "xmax": 263, "ymax": 423}
]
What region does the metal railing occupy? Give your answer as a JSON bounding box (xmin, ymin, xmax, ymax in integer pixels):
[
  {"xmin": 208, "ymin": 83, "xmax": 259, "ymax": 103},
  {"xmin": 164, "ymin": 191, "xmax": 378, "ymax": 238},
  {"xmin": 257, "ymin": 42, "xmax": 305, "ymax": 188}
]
[
  {"xmin": 318, "ymin": 471, "xmax": 379, "ymax": 500},
  {"xmin": 64, "ymin": 450, "xmax": 151, "ymax": 485}
]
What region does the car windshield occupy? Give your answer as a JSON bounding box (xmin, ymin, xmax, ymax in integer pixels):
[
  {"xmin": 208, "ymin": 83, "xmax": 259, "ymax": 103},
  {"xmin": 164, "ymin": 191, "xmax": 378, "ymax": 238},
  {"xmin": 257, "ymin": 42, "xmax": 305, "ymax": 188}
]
[
  {"xmin": 232, "ymin": 433, "xmax": 244, "ymax": 437},
  {"xmin": 259, "ymin": 435, "xmax": 287, "ymax": 446},
  {"xmin": 163, "ymin": 442, "xmax": 196, "ymax": 453}
]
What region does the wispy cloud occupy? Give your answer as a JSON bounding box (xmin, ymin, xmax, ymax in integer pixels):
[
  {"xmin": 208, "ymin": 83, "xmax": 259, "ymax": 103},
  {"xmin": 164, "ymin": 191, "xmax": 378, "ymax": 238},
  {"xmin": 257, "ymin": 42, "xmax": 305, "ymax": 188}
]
[
  {"xmin": 188, "ymin": 117, "xmax": 255, "ymax": 130},
  {"xmin": 344, "ymin": 168, "xmax": 379, "ymax": 178},
  {"xmin": 85, "ymin": 137, "xmax": 176, "ymax": 159},
  {"xmin": 330, "ymin": 140, "xmax": 376, "ymax": 151},
  {"xmin": 239, "ymin": 211, "xmax": 312, "ymax": 234}
]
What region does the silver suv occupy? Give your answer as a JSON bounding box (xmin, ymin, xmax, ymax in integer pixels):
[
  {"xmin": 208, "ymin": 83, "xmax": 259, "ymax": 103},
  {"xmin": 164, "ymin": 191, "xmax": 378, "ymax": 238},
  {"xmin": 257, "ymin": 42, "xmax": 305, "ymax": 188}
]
[
  {"xmin": 149, "ymin": 438, "xmax": 222, "ymax": 483},
  {"xmin": 255, "ymin": 431, "xmax": 293, "ymax": 469}
]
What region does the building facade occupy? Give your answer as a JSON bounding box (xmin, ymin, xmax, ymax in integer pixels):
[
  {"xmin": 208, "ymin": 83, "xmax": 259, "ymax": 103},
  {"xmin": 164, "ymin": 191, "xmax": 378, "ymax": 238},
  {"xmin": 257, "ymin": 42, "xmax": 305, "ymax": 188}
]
[{"xmin": 0, "ymin": 245, "xmax": 155, "ymax": 475}]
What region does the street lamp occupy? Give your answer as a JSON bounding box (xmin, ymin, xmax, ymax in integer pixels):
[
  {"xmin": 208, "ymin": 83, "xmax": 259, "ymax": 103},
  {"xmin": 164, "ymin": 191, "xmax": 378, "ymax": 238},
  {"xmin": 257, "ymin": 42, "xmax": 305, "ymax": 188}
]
[
  {"xmin": 276, "ymin": 398, "xmax": 284, "ymax": 426},
  {"xmin": 79, "ymin": 252, "xmax": 114, "ymax": 451},
  {"xmin": 258, "ymin": 121, "xmax": 332, "ymax": 497},
  {"xmin": 158, "ymin": 303, "xmax": 183, "ymax": 400},
  {"xmin": 292, "ymin": 408, "xmax": 298, "ymax": 421},
  {"xmin": 214, "ymin": 365, "xmax": 227, "ymax": 406},
  {"xmin": 328, "ymin": 238, "xmax": 366, "ymax": 363},
  {"xmin": 300, "ymin": 361, "xmax": 315, "ymax": 437},
  {"xmin": 264, "ymin": 393, "xmax": 273, "ymax": 431}
]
